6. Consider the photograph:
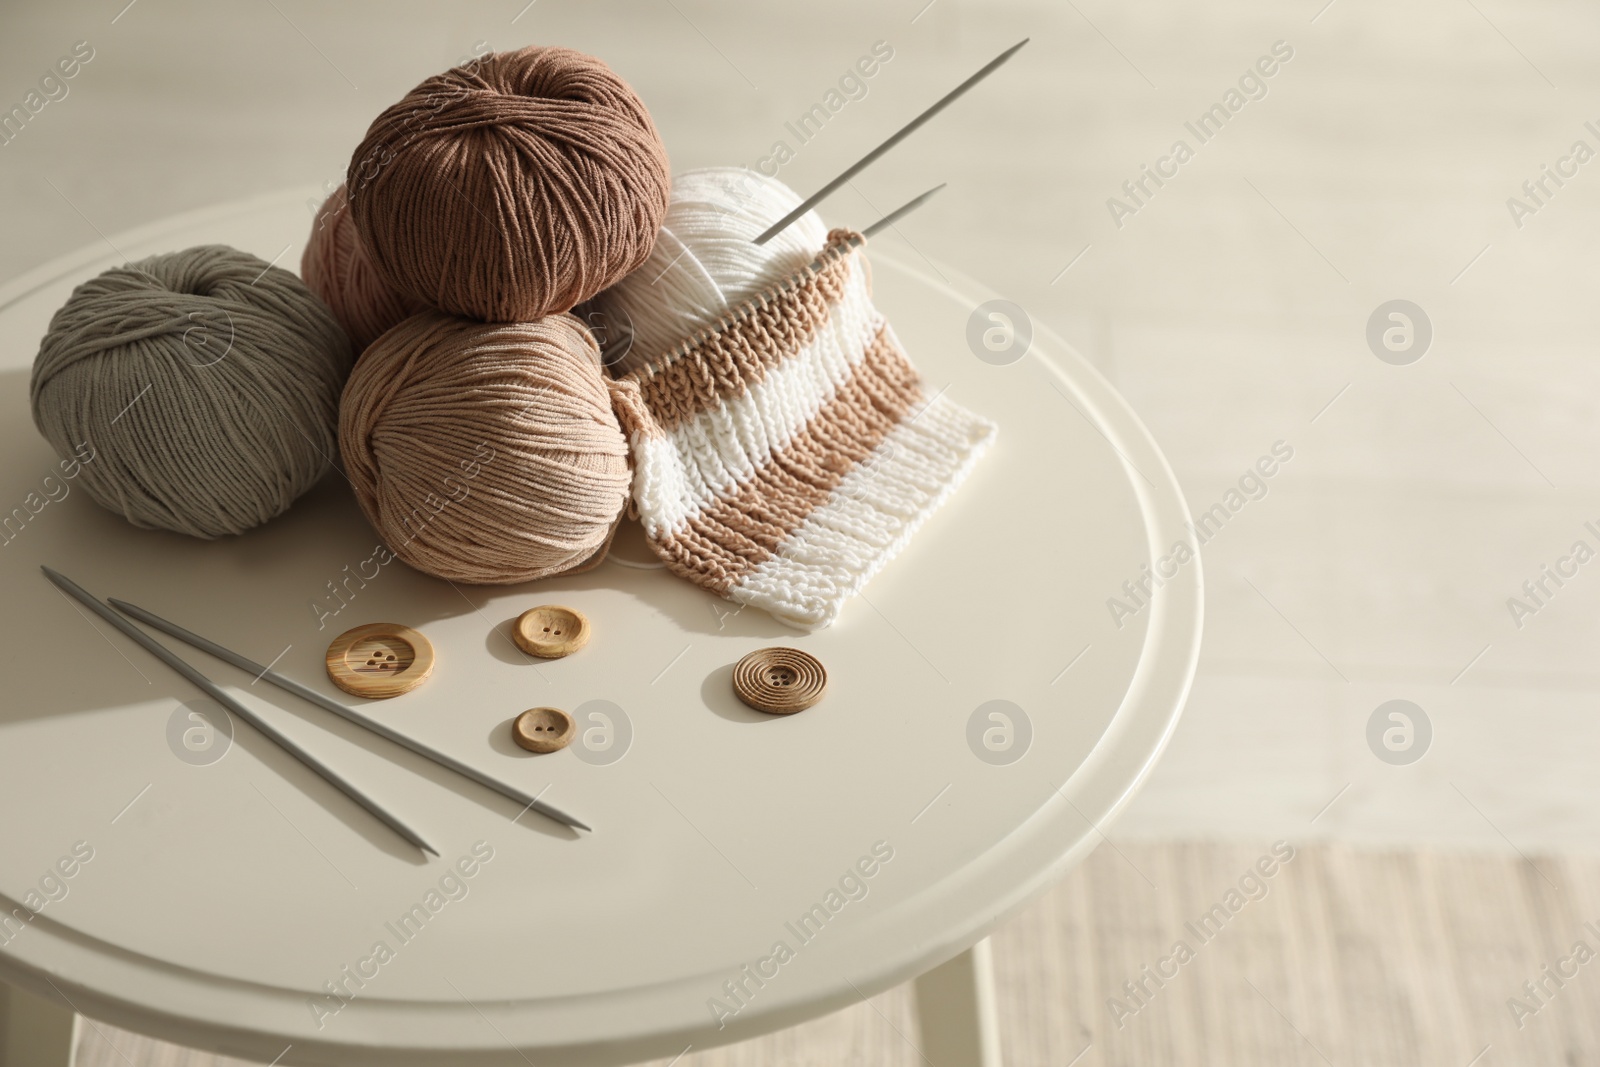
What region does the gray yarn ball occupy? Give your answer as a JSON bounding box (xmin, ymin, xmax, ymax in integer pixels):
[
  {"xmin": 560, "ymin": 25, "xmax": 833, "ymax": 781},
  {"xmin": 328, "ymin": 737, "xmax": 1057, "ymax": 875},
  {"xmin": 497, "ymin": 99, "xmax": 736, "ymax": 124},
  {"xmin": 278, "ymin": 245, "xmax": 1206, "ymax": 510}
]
[{"xmin": 30, "ymin": 244, "xmax": 354, "ymax": 538}]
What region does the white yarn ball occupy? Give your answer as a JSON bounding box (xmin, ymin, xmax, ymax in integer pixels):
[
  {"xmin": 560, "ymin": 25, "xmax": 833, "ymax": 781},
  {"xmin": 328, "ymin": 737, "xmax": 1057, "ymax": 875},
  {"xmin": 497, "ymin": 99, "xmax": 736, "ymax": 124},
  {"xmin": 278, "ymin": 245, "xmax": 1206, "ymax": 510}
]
[{"xmin": 589, "ymin": 167, "xmax": 830, "ymax": 374}]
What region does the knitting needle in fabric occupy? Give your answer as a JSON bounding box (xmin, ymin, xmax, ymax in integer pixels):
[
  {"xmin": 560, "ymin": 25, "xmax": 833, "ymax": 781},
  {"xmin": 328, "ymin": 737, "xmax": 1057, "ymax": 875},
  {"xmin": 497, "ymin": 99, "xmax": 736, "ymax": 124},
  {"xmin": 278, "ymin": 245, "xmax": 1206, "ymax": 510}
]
[
  {"xmin": 754, "ymin": 38, "xmax": 1029, "ymax": 245},
  {"xmin": 794, "ymin": 185, "xmax": 945, "ymax": 277},
  {"xmin": 109, "ymin": 597, "xmax": 592, "ymax": 834},
  {"xmin": 41, "ymin": 566, "xmax": 440, "ymax": 857},
  {"xmin": 860, "ymin": 183, "xmax": 946, "ymax": 239}
]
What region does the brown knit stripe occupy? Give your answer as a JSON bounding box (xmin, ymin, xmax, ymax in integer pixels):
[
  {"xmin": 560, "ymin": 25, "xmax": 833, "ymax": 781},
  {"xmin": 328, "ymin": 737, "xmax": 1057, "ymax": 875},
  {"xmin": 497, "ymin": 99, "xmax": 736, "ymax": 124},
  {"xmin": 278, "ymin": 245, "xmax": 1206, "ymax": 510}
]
[
  {"xmin": 649, "ymin": 322, "xmax": 924, "ymax": 594},
  {"xmin": 628, "ymin": 232, "xmax": 861, "ymax": 433}
]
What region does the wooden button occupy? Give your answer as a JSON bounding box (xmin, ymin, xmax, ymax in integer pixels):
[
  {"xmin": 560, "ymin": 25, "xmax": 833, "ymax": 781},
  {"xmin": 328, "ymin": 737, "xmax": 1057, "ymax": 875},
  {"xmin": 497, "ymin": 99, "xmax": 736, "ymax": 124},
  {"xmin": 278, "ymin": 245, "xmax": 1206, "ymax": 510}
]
[
  {"xmin": 513, "ymin": 707, "xmax": 576, "ymax": 753},
  {"xmin": 732, "ymin": 647, "xmax": 827, "ymax": 714},
  {"xmin": 512, "ymin": 605, "xmax": 590, "ymax": 659},
  {"xmin": 325, "ymin": 623, "xmax": 435, "ymax": 699}
]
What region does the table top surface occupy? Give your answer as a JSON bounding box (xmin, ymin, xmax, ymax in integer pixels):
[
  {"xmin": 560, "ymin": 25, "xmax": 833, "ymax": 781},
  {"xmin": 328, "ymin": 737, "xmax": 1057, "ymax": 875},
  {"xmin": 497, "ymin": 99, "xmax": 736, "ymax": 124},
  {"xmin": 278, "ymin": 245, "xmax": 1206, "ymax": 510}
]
[{"xmin": 0, "ymin": 189, "xmax": 1201, "ymax": 1067}]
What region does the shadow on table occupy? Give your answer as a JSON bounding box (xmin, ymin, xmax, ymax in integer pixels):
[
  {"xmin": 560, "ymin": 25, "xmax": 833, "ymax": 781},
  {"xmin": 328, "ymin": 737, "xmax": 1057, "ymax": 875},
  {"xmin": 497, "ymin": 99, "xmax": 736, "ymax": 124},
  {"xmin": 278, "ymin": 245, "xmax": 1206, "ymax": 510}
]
[{"xmin": 0, "ymin": 360, "xmax": 802, "ymax": 846}]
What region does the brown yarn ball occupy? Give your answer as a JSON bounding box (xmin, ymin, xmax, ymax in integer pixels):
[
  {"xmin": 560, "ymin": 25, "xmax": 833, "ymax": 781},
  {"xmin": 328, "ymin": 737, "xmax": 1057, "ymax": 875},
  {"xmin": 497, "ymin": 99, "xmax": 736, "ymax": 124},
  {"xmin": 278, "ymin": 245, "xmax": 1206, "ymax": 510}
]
[
  {"xmin": 346, "ymin": 46, "xmax": 671, "ymax": 323},
  {"xmin": 301, "ymin": 185, "xmax": 421, "ymax": 354},
  {"xmin": 338, "ymin": 310, "xmax": 631, "ymax": 584}
]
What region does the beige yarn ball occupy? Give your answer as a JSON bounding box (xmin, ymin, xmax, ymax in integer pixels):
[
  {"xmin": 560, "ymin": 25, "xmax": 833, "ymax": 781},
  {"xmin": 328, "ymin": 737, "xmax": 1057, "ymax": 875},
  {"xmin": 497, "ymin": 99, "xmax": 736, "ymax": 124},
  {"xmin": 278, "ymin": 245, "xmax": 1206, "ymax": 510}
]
[{"xmin": 337, "ymin": 311, "xmax": 631, "ymax": 583}]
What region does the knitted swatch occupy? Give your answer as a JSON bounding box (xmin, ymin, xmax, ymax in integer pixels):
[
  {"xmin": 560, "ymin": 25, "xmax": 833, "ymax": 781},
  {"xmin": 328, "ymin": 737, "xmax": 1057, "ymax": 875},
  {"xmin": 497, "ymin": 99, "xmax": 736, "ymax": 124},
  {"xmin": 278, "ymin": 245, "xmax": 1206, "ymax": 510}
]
[{"xmin": 609, "ymin": 230, "xmax": 996, "ymax": 630}]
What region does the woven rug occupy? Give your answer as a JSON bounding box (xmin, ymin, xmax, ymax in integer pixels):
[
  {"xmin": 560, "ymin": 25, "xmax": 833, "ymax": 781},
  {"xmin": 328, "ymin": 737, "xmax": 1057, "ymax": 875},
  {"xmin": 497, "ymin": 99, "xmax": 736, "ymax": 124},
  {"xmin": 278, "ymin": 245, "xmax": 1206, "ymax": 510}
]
[{"xmin": 75, "ymin": 842, "xmax": 1600, "ymax": 1066}]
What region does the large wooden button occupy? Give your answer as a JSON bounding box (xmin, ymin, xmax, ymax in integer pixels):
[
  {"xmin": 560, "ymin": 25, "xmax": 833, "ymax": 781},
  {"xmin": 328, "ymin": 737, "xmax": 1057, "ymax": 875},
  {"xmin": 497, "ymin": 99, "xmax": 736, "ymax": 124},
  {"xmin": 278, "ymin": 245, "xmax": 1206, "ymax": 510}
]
[
  {"xmin": 325, "ymin": 623, "xmax": 435, "ymax": 699},
  {"xmin": 513, "ymin": 707, "xmax": 576, "ymax": 753},
  {"xmin": 732, "ymin": 647, "xmax": 827, "ymax": 714},
  {"xmin": 512, "ymin": 605, "xmax": 590, "ymax": 659}
]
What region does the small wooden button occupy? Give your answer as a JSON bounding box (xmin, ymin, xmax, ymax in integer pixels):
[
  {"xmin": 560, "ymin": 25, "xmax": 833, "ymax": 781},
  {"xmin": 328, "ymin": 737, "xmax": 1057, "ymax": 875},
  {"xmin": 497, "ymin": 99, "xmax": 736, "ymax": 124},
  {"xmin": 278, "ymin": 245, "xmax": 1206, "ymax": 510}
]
[
  {"xmin": 513, "ymin": 707, "xmax": 576, "ymax": 753},
  {"xmin": 512, "ymin": 605, "xmax": 590, "ymax": 659},
  {"xmin": 325, "ymin": 623, "xmax": 435, "ymax": 699},
  {"xmin": 732, "ymin": 647, "xmax": 827, "ymax": 714}
]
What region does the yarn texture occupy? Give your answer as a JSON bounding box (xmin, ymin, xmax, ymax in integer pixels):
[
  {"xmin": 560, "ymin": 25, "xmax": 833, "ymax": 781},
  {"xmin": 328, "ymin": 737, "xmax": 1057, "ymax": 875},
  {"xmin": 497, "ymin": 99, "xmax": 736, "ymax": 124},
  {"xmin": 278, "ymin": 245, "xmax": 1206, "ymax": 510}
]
[
  {"xmin": 339, "ymin": 311, "xmax": 631, "ymax": 584},
  {"xmin": 610, "ymin": 230, "xmax": 996, "ymax": 630},
  {"xmin": 301, "ymin": 184, "xmax": 420, "ymax": 353},
  {"xmin": 590, "ymin": 167, "xmax": 830, "ymax": 375},
  {"xmin": 31, "ymin": 244, "xmax": 353, "ymax": 538},
  {"xmin": 347, "ymin": 46, "xmax": 671, "ymax": 323}
]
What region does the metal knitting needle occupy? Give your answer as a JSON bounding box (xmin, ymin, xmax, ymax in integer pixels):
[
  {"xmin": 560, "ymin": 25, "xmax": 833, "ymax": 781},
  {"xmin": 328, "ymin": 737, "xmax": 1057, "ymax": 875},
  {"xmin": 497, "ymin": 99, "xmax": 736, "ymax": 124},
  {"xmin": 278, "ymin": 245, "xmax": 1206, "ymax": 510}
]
[
  {"xmin": 797, "ymin": 185, "xmax": 947, "ymax": 278},
  {"xmin": 753, "ymin": 38, "xmax": 1029, "ymax": 245},
  {"xmin": 41, "ymin": 567, "xmax": 439, "ymax": 857},
  {"xmin": 860, "ymin": 183, "xmax": 946, "ymax": 239},
  {"xmin": 108, "ymin": 597, "xmax": 592, "ymax": 833}
]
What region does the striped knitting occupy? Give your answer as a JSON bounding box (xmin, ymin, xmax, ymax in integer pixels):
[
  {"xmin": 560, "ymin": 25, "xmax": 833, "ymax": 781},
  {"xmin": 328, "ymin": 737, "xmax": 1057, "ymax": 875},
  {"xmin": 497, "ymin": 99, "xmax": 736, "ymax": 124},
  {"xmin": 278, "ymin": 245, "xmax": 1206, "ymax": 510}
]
[{"xmin": 609, "ymin": 229, "xmax": 996, "ymax": 630}]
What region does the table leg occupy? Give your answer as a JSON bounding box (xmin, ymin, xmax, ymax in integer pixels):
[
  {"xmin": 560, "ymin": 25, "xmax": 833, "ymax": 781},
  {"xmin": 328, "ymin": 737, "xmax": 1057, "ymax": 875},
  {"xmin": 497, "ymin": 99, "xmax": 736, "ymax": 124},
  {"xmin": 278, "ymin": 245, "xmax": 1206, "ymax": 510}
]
[
  {"xmin": 0, "ymin": 980, "xmax": 77, "ymax": 1067},
  {"xmin": 912, "ymin": 938, "xmax": 1002, "ymax": 1067}
]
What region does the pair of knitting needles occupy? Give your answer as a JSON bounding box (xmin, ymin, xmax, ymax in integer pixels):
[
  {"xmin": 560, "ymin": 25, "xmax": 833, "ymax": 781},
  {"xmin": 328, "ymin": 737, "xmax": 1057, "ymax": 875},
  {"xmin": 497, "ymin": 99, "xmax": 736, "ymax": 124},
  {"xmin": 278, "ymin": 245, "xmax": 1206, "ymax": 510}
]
[
  {"xmin": 42, "ymin": 566, "xmax": 588, "ymax": 857},
  {"xmin": 754, "ymin": 38, "xmax": 1030, "ymax": 246}
]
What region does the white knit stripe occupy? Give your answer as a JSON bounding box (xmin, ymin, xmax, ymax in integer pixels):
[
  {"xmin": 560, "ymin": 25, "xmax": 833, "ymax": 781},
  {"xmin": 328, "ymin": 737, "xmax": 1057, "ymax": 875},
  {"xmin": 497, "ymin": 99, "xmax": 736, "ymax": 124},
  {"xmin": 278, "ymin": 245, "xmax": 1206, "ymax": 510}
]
[
  {"xmin": 630, "ymin": 260, "xmax": 880, "ymax": 536},
  {"xmin": 729, "ymin": 391, "xmax": 998, "ymax": 630}
]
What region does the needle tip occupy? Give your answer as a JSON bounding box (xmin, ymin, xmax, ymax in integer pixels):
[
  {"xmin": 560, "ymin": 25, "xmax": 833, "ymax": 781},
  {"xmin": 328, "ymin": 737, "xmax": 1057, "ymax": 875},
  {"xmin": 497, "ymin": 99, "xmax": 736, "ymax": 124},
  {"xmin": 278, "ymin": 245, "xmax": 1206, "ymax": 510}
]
[{"xmin": 551, "ymin": 807, "xmax": 593, "ymax": 832}]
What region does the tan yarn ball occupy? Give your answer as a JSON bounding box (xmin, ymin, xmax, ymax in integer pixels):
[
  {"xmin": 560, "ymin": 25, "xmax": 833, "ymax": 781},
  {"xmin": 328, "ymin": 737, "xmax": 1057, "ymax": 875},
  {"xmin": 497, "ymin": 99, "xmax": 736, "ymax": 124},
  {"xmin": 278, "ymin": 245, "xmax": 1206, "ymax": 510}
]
[
  {"xmin": 300, "ymin": 185, "xmax": 420, "ymax": 354},
  {"xmin": 346, "ymin": 46, "xmax": 671, "ymax": 322},
  {"xmin": 338, "ymin": 311, "xmax": 631, "ymax": 584}
]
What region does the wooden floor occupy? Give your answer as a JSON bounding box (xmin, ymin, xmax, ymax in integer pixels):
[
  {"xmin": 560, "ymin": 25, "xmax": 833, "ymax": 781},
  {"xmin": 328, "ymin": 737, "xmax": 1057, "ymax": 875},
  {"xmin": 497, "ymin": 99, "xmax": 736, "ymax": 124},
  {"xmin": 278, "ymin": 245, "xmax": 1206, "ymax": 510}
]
[{"xmin": 77, "ymin": 840, "xmax": 1600, "ymax": 1066}]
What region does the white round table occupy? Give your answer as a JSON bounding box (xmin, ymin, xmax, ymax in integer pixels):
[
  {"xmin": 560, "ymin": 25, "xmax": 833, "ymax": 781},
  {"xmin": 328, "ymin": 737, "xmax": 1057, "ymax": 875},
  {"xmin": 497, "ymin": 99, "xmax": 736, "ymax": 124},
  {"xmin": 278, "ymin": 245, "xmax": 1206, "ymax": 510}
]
[{"xmin": 0, "ymin": 190, "xmax": 1200, "ymax": 1067}]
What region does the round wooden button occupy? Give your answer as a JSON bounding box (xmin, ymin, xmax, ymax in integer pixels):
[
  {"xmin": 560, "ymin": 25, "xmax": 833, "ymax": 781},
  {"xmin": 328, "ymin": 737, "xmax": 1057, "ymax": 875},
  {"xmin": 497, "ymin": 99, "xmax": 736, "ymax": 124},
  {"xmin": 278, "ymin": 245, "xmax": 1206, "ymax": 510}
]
[
  {"xmin": 324, "ymin": 623, "xmax": 435, "ymax": 699},
  {"xmin": 513, "ymin": 707, "xmax": 576, "ymax": 753},
  {"xmin": 732, "ymin": 647, "xmax": 827, "ymax": 714},
  {"xmin": 512, "ymin": 605, "xmax": 590, "ymax": 659}
]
